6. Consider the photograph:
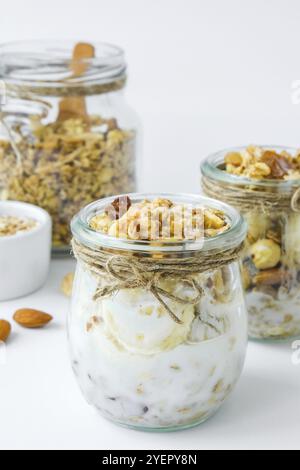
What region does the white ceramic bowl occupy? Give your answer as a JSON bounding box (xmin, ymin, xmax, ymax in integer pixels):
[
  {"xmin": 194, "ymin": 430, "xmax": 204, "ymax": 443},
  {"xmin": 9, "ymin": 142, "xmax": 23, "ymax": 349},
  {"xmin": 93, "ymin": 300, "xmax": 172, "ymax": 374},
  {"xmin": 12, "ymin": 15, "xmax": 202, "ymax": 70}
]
[{"xmin": 0, "ymin": 201, "xmax": 52, "ymax": 301}]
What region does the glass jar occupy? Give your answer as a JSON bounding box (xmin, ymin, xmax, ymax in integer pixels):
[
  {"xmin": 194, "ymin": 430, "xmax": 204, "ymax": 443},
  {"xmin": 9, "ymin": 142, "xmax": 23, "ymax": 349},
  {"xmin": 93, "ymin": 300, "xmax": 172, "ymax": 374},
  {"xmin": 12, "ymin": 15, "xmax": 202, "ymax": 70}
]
[
  {"xmin": 69, "ymin": 193, "xmax": 248, "ymax": 431},
  {"xmin": 201, "ymin": 146, "xmax": 300, "ymax": 340},
  {"xmin": 0, "ymin": 41, "xmax": 140, "ymax": 254}
]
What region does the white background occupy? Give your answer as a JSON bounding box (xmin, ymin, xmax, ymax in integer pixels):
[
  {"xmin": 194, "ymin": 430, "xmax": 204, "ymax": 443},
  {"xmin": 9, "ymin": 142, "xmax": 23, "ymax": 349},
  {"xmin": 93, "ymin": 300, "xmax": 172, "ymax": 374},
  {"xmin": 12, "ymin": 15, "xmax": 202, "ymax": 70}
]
[{"xmin": 0, "ymin": 0, "xmax": 300, "ymax": 450}]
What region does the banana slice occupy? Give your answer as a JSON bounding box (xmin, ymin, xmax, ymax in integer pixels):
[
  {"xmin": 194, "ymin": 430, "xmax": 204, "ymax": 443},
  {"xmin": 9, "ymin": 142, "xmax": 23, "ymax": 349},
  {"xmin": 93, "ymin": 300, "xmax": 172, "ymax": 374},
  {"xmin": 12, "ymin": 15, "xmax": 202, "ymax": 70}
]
[{"xmin": 102, "ymin": 284, "xmax": 195, "ymax": 355}]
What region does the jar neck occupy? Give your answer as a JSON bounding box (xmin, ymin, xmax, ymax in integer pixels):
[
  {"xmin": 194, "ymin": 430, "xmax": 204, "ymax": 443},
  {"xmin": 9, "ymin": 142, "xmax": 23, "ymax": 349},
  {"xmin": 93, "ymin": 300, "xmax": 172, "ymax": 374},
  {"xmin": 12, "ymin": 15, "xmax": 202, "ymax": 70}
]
[
  {"xmin": 3, "ymin": 77, "xmax": 127, "ymax": 99},
  {"xmin": 0, "ymin": 40, "xmax": 127, "ymax": 98}
]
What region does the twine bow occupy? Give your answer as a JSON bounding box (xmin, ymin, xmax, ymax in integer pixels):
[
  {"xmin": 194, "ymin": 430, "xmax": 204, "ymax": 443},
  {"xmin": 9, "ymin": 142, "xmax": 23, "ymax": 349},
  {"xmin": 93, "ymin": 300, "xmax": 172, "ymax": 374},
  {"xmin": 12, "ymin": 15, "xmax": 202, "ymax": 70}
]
[{"xmin": 72, "ymin": 238, "xmax": 244, "ymax": 324}]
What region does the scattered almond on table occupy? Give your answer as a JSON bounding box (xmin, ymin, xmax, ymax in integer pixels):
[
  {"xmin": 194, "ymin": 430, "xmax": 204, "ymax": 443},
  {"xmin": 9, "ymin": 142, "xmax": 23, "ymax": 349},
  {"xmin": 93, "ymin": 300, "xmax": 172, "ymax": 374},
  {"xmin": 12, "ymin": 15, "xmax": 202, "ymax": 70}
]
[
  {"xmin": 13, "ymin": 309, "xmax": 53, "ymax": 328},
  {"xmin": 0, "ymin": 319, "xmax": 11, "ymax": 342}
]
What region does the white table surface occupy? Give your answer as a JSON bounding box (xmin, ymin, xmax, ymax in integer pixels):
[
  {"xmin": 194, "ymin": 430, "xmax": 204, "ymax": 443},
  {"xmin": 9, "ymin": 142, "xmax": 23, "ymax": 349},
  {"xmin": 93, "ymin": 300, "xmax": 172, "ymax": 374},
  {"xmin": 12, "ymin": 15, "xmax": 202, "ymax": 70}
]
[{"xmin": 0, "ymin": 258, "xmax": 299, "ymax": 450}]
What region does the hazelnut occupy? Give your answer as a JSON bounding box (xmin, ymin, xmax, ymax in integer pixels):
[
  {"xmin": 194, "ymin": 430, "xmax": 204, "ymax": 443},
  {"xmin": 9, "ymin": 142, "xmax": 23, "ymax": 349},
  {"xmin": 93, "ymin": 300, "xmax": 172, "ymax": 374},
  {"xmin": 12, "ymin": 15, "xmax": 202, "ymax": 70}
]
[{"xmin": 250, "ymin": 239, "xmax": 281, "ymax": 270}]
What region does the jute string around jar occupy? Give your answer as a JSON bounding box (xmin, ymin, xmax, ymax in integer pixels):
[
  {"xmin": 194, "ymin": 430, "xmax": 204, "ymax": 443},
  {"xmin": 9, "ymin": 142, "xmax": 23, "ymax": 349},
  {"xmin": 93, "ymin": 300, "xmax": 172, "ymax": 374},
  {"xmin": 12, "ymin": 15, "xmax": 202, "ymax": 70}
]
[
  {"xmin": 202, "ymin": 175, "xmax": 300, "ymax": 213},
  {"xmin": 72, "ymin": 238, "xmax": 244, "ymax": 324}
]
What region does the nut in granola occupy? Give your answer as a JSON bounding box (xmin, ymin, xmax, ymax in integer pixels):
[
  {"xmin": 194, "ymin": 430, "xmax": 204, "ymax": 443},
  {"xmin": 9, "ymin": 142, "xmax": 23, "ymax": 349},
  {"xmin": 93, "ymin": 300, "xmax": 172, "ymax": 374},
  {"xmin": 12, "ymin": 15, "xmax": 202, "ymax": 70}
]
[{"xmin": 250, "ymin": 239, "xmax": 281, "ymax": 270}]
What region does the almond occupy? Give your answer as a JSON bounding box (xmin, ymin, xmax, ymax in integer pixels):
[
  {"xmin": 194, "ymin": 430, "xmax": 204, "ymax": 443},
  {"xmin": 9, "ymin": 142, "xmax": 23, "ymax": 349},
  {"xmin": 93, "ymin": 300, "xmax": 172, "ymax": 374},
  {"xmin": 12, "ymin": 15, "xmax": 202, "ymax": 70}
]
[
  {"xmin": 13, "ymin": 309, "xmax": 53, "ymax": 328},
  {"xmin": 0, "ymin": 319, "xmax": 11, "ymax": 342},
  {"xmin": 253, "ymin": 269, "xmax": 290, "ymax": 286}
]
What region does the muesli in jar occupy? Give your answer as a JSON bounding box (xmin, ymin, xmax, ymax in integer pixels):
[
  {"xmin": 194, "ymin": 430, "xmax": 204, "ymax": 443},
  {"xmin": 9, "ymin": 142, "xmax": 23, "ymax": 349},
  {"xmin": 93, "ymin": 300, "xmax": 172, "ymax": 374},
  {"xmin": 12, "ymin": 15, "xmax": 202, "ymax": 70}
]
[
  {"xmin": 69, "ymin": 193, "xmax": 247, "ymax": 430},
  {"xmin": 201, "ymin": 145, "xmax": 300, "ymax": 340},
  {"xmin": 0, "ymin": 41, "xmax": 139, "ymax": 252}
]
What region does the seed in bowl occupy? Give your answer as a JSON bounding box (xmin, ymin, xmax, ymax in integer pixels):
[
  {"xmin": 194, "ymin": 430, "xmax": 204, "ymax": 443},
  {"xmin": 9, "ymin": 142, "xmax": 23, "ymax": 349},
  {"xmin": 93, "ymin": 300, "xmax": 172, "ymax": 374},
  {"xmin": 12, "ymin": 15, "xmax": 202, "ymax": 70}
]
[{"xmin": 0, "ymin": 216, "xmax": 37, "ymax": 237}]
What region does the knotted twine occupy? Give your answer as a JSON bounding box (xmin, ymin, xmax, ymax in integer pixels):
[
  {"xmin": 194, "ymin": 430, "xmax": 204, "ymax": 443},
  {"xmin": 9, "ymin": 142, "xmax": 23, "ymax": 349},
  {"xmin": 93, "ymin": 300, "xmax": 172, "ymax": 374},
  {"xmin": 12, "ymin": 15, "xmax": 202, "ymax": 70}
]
[
  {"xmin": 72, "ymin": 237, "xmax": 244, "ymax": 325},
  {"xmin": 202, "ymin": 175, "xmax": 300, "ymax": 214}
]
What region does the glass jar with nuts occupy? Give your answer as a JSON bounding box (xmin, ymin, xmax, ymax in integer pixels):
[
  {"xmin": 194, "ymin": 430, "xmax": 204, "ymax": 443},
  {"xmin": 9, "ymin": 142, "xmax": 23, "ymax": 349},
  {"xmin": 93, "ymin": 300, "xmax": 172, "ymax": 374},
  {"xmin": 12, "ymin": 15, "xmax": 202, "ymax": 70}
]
[
  {"xmin": 201, "ymin": 145, "xmax": 300, "ymax": 340},
  {"xmin": 0, "ymin": 41, "xmax": 140, "ymax": 253},
  {"xmin": 70, "ymin": 193, "xmax": 247, "ymax": 431}
]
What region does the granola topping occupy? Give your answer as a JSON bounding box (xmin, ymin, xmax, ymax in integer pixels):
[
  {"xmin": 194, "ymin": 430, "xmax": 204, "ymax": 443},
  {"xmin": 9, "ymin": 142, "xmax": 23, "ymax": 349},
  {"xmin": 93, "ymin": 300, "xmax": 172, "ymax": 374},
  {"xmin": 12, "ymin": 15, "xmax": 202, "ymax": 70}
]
[
  {"xmin": 224, "ymin": 145, "xmax": 300, "ymax": 180},
  {"xmin": 89, "ymin": 196, "xmax": 230, "ymax": 240}
]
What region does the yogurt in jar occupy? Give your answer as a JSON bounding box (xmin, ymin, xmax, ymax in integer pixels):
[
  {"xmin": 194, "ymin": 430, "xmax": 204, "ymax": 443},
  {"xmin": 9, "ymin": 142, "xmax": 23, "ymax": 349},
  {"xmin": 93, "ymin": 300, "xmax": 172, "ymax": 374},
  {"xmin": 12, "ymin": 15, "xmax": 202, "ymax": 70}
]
[
  {"xmin": 69, "ymin": 194, "xmax": 248, "ymax": 430},
  {"xmin": 69, "ymin": 265, "xmax": 247, "ymax": 429}
]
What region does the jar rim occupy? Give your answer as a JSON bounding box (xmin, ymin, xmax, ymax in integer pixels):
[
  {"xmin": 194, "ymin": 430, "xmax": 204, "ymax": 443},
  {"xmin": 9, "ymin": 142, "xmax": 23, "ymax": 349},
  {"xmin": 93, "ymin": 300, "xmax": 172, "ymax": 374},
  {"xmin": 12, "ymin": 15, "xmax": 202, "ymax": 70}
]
[
  {"xmin": 201, "ymin": 145, "xmax": 300, "ymax": 189},
  {"xmin": 71, "ymin": 192, "xmax": 247, "ymax": 254},
  {"xmin": 0, "ymin": 40, "xmax": 126, "ymax": 92}
]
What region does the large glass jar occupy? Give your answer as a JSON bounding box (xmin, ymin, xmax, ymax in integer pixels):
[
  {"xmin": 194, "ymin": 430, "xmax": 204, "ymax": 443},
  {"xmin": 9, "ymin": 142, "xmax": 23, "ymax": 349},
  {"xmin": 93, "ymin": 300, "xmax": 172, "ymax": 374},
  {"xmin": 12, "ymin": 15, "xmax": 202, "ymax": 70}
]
[
  {"xmin": 0, "ymin": 41, "xmax": 140, "ymax": 254},
  {"xmin": 201, "ymin": 146, "xmax": 300, "ymax": 340},
  {"xmin": 69, "ymin": 193, "xmax": 247, "ymax": 431}
]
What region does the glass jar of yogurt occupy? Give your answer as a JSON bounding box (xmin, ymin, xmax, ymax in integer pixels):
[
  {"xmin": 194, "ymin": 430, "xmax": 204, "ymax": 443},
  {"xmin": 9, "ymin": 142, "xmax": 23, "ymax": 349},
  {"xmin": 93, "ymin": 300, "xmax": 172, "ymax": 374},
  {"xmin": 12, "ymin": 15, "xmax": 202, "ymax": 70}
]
[
  {"xmin": 69, "ymin": 193, "xmax": 247, "ymax": 431},
  {"xmin": 201, "ymin": 145, "xmax": 300, "ymax": 340},
  {"xmin": 0, "ymin": 40, "xmax": 140, "ymax": 254}
]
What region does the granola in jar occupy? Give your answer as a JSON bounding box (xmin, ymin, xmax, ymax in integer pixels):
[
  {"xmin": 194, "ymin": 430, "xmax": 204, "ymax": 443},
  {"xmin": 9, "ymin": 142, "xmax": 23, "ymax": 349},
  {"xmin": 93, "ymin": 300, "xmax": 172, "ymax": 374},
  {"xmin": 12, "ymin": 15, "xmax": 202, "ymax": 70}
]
[
  {"xmin": 69, "ymin": 194, "xmax": 247, "ymax": 430},
  {"xmin": 201, "ymin": 145, "xmax": 300, "ymax": 340},
  {"xmin": 0, "ymin": 41, "xmax": 139, "ymax": 253}
]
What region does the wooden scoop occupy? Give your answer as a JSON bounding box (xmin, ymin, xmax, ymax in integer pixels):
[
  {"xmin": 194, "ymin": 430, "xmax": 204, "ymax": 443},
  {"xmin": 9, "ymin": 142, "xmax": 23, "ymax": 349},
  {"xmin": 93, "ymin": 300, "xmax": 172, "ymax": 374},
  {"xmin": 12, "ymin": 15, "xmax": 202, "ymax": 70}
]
[{"xmin": 57, "ymin": 42, "xmax": 95, "ymax": 122}]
